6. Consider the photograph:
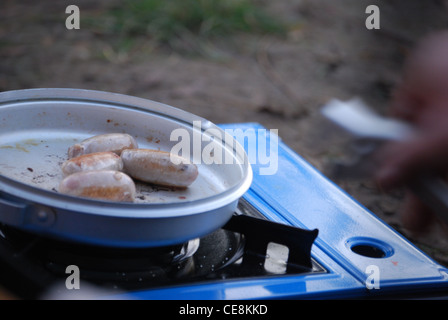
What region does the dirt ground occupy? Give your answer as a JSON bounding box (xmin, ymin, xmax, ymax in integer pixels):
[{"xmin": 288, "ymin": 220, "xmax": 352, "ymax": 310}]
[{"xmin": 1, "ymin": 0, "xmax": 448, "ymax": 265}]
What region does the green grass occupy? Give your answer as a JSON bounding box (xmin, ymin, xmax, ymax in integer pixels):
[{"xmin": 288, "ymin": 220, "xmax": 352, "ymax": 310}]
[{"xmin": 104, "ymin": 0, "xmax": 286, "ymax": 45}]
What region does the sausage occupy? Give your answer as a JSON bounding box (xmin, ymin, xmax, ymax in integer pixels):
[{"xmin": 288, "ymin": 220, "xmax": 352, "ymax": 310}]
[
  {"xmin": 61, "ymin": 152, "xmax": 123, "ymax": 176},
  {"xmin": 121, "ymin": 149, "xmax": 198, "ymax": 188},
  {"xmin": 58, "ymin": 170, "xmax": 136, "ymax": 202},
  {"xmin": 68, "ymin": 133, "xmax": 138, "ymax": 158}
]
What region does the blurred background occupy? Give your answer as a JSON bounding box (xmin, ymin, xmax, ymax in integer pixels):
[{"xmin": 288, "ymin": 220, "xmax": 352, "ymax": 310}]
[{"xmin": 1, "ymin": 0, "xmax": 448, "ymax": 264}]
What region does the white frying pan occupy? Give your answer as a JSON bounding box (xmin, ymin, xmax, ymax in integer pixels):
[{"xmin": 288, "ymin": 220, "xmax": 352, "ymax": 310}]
[{"xmin": 0, "ymin": 89, "xmax": 252, "ymax": 247}]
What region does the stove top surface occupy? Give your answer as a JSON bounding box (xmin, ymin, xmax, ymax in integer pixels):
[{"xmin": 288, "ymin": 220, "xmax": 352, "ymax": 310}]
[{"xmin": 129, "ymin": 122, "xmax": 448, "ymax": 300}]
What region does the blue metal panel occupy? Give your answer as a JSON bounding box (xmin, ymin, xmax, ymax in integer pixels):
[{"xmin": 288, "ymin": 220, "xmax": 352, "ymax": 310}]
[{"xmin": 118, "ymin": 123, "xmax": 448, "ymax": 299}]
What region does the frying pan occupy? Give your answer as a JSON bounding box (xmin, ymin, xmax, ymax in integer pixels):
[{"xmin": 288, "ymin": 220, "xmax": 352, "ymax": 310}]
[{"xmin": 0, "ymin": 88, "xmax": 253, "ymax": 247}]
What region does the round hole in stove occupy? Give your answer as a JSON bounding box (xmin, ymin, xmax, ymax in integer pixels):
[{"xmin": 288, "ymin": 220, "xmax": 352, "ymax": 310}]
[
  {"xmin": 345, "ymin": 237, "xmax": 394, "ymax": 259},
  {"xmin": 351, "ymin": 244, "xmax": 386, "ymax": 258}
]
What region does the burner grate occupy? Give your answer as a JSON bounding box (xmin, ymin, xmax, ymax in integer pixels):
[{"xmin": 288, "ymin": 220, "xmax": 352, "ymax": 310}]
[{"xmin": 0, "ymin": 200, "xmax": 322, "ymax": 298}]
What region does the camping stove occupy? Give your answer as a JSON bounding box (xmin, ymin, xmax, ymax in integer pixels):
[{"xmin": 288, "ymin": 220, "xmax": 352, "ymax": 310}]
[{"xmin": 1, "ymin": 123, "xmax": 448, "ymax": 300}]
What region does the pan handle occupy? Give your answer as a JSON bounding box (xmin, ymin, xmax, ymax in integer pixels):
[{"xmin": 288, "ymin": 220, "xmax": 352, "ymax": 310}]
[
  {"xmin": 0, "ymin": 197, "xmax": 27, "ymax": 226},
  {"xmin": 0, "ymin": 197, "xmax": 56, "ymax": 228}
]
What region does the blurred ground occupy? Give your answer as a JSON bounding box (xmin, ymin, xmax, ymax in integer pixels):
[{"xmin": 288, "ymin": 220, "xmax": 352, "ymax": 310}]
[{"xmin": 1, "ymin": 0, "xmax": 448, "ymax": 265}]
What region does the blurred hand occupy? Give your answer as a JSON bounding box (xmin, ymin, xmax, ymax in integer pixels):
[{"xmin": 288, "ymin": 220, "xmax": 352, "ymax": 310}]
[{"xmin": 375, "ymin": 31, "xmax": 448, "ymax": 235}]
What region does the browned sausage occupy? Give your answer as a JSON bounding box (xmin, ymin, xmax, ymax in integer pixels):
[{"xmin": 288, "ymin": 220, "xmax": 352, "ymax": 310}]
[
  {"xmin": 58, "ymin": 170, "xmax": 136, "ymax": 202},
  {"xmin": 68, "ymin": 133, "xmax": 138, "ymax": 158},
  {"xmin": 121, "ymin": 149, "xmax": 198, "ymax": 188},
  {"xmin": 61, "ymin": 152, "xmax": 123, "ymax": 176}
]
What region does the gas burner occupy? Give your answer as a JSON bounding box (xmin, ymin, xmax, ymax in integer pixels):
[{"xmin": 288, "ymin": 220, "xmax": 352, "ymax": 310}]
[
  {"xmin": 0, "ymin": 201, "xmax": 321, "ymax": 298},
  {"xmin": 0, "ymin": 224, "xmax": 245, "ymax": 291}
]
